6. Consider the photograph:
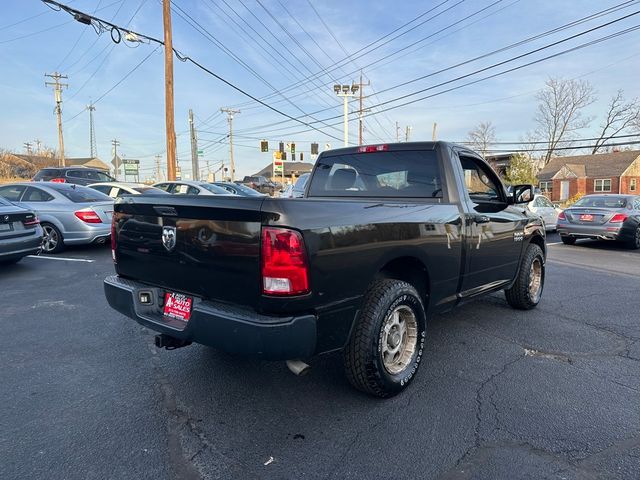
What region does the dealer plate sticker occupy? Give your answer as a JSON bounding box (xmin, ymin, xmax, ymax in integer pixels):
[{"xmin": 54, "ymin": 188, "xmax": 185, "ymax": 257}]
[{"xmin": 163, "ymin": 292, "xmax": 192, "ymax": 322}]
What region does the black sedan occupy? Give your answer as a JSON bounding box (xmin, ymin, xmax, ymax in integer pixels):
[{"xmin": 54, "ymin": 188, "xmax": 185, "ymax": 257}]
[
  {"xmin": 211, "ymin": 182, "xmax": 266, "ymax": 196},
  {"xmin": 0, "ymin": 196, "xmax": 43, "ymax": 264},
  {"xmin": 556, "ymin": 194, "xmax": 640, "ymax": 249}
]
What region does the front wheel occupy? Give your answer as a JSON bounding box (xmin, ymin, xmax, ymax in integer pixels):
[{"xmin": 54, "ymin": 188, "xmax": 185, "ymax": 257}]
[
  {"xmin": 343, "ymin": 279, "xmax": 427, "ymax": 398},
  {"xmin": 505, "ymin": 243, "xmax": 545, "ymax": 310},
  {"xmin": 41, "ymin": 223, "xmax": 64, "ymax": 254}
]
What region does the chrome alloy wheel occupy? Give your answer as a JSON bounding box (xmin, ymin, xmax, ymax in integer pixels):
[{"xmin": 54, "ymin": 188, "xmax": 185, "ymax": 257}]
[
  {"xmin": 529, "ymin": 257, "xmax": 543, "ymax": 303},
  {"xmin": 380, "ymin": 305, "xmax": 418, "ymax": 375},
  {"xmin": 42, "ymin": 225, "xmax": 59, "ymax": 253}
]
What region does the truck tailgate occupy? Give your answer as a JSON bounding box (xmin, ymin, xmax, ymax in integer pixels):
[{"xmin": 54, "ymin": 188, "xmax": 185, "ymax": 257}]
[{"xmin": 114, "ymin": 195, "xmax": 265, "ymax": 308}]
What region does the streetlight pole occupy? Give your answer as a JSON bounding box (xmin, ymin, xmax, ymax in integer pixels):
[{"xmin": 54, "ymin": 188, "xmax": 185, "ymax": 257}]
[{"xmin": 333, "ymin": 83, "xmax": 359, "ymax": 147}]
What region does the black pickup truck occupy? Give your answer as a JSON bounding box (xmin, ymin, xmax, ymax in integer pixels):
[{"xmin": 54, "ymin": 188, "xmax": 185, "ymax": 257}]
[{"xmin": 105, "ymin": 142, "xmax": 545, "ymax": 397}]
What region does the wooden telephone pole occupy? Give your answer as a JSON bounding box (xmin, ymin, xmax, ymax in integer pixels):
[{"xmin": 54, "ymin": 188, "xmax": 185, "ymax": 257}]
[
  {"xmin": 45, "ymin": 72, "xmax": 68, "ymax": 167},
  {"xmin": 162, "ymin": 0, "xmax": 177, "ymax": 181},
  {"xmin": 220, "ymin": 108, "xmax": 240, "ymax": 181},
  {"xmin": 357, "ymin": 72, "xmax": 370, "ymax": 146}
]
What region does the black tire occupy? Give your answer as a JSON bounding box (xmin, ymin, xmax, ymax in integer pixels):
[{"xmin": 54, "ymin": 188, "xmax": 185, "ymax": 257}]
[
  {"xmin": 41, "ymin": 222, "xmax": 64, "ymax": 254},
  {"xmin": 504, "ymin": 243, "xmax": 545, "ymax": 310},
  {"xmin": 626, "ymin": 225, "xmax": 640, "ymax": 250},
  {"xmin": 343, "ymin": 279, "xmax": 427, "ymax": 398},
  {"xmin": 560, "ymin": 235, "xmax": 576, "ymax": 245}
]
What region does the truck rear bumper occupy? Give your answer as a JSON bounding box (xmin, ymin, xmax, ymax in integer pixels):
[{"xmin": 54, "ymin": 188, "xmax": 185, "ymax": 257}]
[{"xmin": 104, "ymin": 275, "xmax": 317, "ymax": 360}]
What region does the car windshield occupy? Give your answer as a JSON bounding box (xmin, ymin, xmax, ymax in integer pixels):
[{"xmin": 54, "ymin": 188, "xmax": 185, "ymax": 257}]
[
  {"xmin": 200, "ymin": 183, "xmax": 232, "ymax": 195},
  {"xmin": 52, "ymin": 184, "xmax": 112, "ymax": 203},
  {"xmin": 231, "ymin": 183, "xmax": 263, "ymax": 196},
  {"xmin": 134, "ymin": 186, "xmax": 168, "ymax": 194},
  {"xmin": 573, "ymin": 196, "xmax": 627, "ymax": 208}
]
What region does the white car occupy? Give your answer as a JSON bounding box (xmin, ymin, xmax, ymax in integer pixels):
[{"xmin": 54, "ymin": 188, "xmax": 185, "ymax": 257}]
[
  {"xmin": 527, "ymin": 194, "xmax": 562, "ymax": 232},
  {"xmin": 153, "ymin": 181, "xmax": 235, "ymax": 196},
  {"xmin": 88, "ymin": 182, "xmax": 168, "ymax": 198}
]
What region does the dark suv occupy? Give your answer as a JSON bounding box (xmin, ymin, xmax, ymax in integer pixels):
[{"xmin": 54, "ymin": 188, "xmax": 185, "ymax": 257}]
[
  {"xmin": 33, "ymin": 167, "xmax": 115, "ymax": 186},
  {"xmin": 241, "ymin": 176, "xmax": 277, "ymax": 195}
]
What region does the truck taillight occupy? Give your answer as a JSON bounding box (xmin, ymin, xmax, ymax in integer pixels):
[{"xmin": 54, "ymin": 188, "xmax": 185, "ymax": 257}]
[
  {"xmin": 357, "ymin": 144, "xmax": 389, "ymax": 153},
  {"xmin": 74, "ymin": 209, "xmax": 102, "ymax": 223},
  {"xmin": 610, "ymin": 213, "xmax": 627, "ymax": 223},
  {"xmin": 111, "ymin": 216, "xmax": 117, "ymax": 263},
  {"xmin": 261, "ymin": 227, "xmax": 309, "ymax": 296}
]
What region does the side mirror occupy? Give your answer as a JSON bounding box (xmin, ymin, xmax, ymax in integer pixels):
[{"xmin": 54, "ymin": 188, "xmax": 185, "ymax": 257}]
[{"xmin": 510, "ymin": 184, "xmax": 534, "ymax": 204}]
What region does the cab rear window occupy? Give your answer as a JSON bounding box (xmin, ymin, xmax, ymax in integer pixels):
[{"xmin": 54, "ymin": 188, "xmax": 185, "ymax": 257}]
[{"xmin": 307, "ymin": 150, "xmax": 443, "ymax": 198}]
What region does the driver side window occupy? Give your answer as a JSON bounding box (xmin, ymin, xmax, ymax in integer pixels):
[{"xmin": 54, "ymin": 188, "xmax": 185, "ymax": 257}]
[{"xmin": 459, "ymin": 155, "xmax": 503, "ymax": 203}]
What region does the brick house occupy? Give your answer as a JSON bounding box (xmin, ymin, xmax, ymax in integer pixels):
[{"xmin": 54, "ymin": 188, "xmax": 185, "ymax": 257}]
[{"xmin": 536, "ymin": 150, "xmax": 640, "ymax": 202}]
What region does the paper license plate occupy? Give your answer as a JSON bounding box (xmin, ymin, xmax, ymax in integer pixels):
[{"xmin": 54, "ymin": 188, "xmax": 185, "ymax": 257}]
[
  {"xmin": 163, "ymin": 292, "xmax": 192, "ymax": 322},
  {"xmin": 0, "ymin": 223, "xmax": 10, "ymax": 232},
  {"xmin": 580, "ymin": 214, "xmax": 594, "ymax": 222}
]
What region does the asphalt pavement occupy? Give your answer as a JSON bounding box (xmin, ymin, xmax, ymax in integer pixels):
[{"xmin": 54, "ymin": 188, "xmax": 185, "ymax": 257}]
[{"xmin": 1, "ymin": 234, "xmax": 639, "ymax": 480}]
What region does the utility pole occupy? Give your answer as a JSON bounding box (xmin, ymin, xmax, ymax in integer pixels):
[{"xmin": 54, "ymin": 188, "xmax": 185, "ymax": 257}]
[
  {"xmin": 405, "ymin": 126, "xmax": 412, "ymax": 142},
  {"xmin": 333, "ymin": 83, "xmax": 359, "ymax": 147},
  {"xmin": 162, "ymin": 0, "xmax": 177, "ymax": 181},
  {"xmin": 87, "ymin": 103, "xmax": 97, "ymax": 158},
  {"xmin": 358, "ymin": 72, "xmax": 370, "ymax": 146},
  {"xmin": 432, "ymin": 122, "xmax": 438, "ymax": 141},
  {"xmin": 220, "ymin": 107, "xmax": 240, "ymax": 181},
  {"xmin": 188, "ymin": 109, "xmax": 199, "ymax": 181},
  {"xmin": 111, "ymin": 139, "xmax": 121, "ymax": 180},
  {"xmin": 155, "ymin": 154, "xmax": 162, "ymax": 182},
  {"xmin": 33, "ymin": 139, "xmax": 42, "ymax": 155},
  {"xmin": 23, "ymin": 142, "xmax": 33, "ymax": 155},
  {"xmin": 206, "ymin": 160, "xmax": 210, "ymax": 182},
  {"xmin": 45, "ymin": 72, "xmax": 68, "ymax": 167},
  {"xmin": 396, "ymin": 121, "xmax": 400, "ymax": 142}
]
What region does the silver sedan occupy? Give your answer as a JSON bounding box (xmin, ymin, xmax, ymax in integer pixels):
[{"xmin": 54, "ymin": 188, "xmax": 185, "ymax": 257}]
[
  {"xmin": 556, "ymin": 194, "xmax": 640, "ymax": 249},
  {"xmin": 153, "ymin": 180, "xmax": 235, "ymax": 196},
  {"xmin": 0, "ymin": 182, "xmax": 114, "ymax": 254}
]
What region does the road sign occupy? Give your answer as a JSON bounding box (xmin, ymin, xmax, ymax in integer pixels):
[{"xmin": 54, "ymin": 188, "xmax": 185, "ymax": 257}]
[
  {"xmin": 121, "ymin": 159, "xmax": 139, "ymax": 164},
  {"xmin": 197, "ymin": 150, "xmax": 204, "ymax": 155},
  {"xmin": 273, "ymin": 152, "xmax": 283, "ymax": 174},
  {"xmin": 111, "ymin": 154, "xmax": 122, "ymax": 168}
]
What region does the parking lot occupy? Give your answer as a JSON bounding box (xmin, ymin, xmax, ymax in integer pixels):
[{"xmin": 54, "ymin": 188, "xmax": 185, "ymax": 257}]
[{"xmin": 2, "ymin": 233, "xmax": 639, "ymax": 480}]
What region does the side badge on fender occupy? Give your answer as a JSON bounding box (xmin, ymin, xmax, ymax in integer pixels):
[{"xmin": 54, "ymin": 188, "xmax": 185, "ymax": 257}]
[{"xmin": 513, "ymin": 231, "xmax": 524, "ymax": 242}]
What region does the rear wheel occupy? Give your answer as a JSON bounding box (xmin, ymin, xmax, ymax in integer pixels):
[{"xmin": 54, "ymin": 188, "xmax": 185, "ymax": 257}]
[
  {"xmin": 41, "ymin": 223, "xmax": 64, "ymax": 254},
  {"xmin": 560, "ymin": 235, "xmax": 576, "ymax": 245},
  {"xmin": 505, "ymin": 244, "xmax": 545, "ymax": 310},
  {"xmin": 343, "ymin": 279, "xmax": 427, "ymax": 398}
]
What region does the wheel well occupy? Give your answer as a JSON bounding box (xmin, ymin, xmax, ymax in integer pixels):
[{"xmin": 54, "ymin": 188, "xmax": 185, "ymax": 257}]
[
  {"xmin": 529, "ymin": 234, "xmax": 546, "ymax": 256},
  {"xmin": 377, "ymin": 256, "xmax": 430, "ymax": 302}
]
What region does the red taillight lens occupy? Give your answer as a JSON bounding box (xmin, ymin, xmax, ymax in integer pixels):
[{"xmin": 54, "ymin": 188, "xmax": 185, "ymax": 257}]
[
  {"xmin": 111, "ymin": 216, "xmax": 117, "ymax": 263},
  {"xmin": 261, "ymin": 227, "xmax": 309, "ymax": 296},
  {"xmin": 357, "ymin": 144, "xmax": 389, "ymax": 153},
  {"xmin": 610, "ymin": 213, "xmax": 628, "ymax": 223},
  {"xmin": 557, "ymin": 211, "xmax": 566, "ymax": 220},
  {"xmin": 23, "ymin": 215, "xmax": 40, "ymax": 226},
  {"xmin": 50, "ymin": 178, "xmax": 66, "ymax": 183},
  {"xmin": 74, "ymin": 209, "xmax": 102, "ymax": 223}
]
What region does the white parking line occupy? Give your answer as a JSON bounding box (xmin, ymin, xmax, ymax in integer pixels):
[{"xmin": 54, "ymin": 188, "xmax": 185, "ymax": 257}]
[
  {"xmin": 27, "ymin": 255, "xmax": 95, "ymax": 263},
  {"xmin": 546, "ymin": 242, "xmax": 562, "ymax": 246}
]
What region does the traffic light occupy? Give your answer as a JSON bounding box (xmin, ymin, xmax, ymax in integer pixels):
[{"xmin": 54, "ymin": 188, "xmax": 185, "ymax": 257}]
[
  {"xmin": 290, "ymin": 143, "xmax": 295, "ymax": 155},
  {"xmin": 279, "ymin": 141, "xmax": 284, "ymax": 153},
  {"xmin": 282, "ymin": 152, "xmax": 287, "ymax": 160},
  {"xmin": 260, "ymin": 140, "xmax": 268, "ymax": 152},
  {"xmin": 300, "ymin": 152, "xmax": 303, "ymax": 161},
  {"xmin": 291, "ymin": 153, "xmax": 295, "ymax": 161},
  {"xmin": 311, "ymin": 142, "xmax": 319, "ymax": 155}
]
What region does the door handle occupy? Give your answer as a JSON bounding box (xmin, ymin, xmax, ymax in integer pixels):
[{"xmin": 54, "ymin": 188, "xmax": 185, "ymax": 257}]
[{"xmin": 472, "ymin": 214, "xmax": 491, "ymax": 224}]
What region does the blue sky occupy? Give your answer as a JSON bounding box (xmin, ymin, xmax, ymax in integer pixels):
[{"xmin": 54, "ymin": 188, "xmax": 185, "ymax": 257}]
[{"xmin": 1, "ymin": 0, "xmax": 639, "ymax": 180}]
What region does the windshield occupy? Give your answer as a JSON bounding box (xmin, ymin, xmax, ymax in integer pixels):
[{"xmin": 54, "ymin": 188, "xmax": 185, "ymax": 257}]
[
  {"xmin": 573, "ymin": 196, "xmax": 627, "ymax": 209},
  {"xmin": 200, "ymin": 183, "xmax": 232, "ymax": 195},
  {"xmin": 52, "ymin": 184, "xmax": 112, "ymax": 203},
  {"xmin": 231, "ymin": 183, "xmax": 263, "ymax": 196},
  {"xmin": 134, "ymin": 186, "xmax": 169, "ymax": 194}
]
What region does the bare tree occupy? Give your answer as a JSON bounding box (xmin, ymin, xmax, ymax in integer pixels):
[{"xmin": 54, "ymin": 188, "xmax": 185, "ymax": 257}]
[
  {"xmin": 466, "ymin": 121, "xmax": 497, "ymax": 157},
  {"xmin": 591, "ymin": 90, "xmax": 639, "ymax": 154},
  {"xmin": 534, "ymin": 78, "xmax": 596, "ymax": 165}
]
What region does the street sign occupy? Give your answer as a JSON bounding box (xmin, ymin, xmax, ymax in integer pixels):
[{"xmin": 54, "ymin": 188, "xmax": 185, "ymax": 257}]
[
  {"xmin": 111, "ymin": 155, "xmax": 122, "ymax": 168},
  {"xmin": 273, "ymin": 152, "xmax": 283, "ymax": 174},
  {"xmin": 197, "ymin": 150, "xmax": 204, "ymax": 155},
  {"xmin": 121, "ymin": 159, "xmax": 139, "ymax": 165}
]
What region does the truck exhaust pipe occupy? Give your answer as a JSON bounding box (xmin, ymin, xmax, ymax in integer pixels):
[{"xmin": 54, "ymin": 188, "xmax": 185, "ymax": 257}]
[
  {"xmin": 286, "ymin": 359, "xmax": 310, "ymax": 376},
  {"xmin": 154, "ymin": 334, "xmax": 191, "ymax": 350}
]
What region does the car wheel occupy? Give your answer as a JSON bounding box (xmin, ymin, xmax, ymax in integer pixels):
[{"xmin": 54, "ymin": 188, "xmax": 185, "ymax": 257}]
[
  {"xmin": 505, "ymin": 243, "xmax": 545, "ymax": 310},
  {"xmin": 343, "ymin": 279, "xmax": 427, "ymax": 398},
  {"xmin": 41, "ymin": 223, "xmax": 64, "ymax": 254},
  {"xmin": 627, "ymin": 225, "xmax": 640, "ymax": 250},
  {"xmin": 560, "ymin": 235, "xmax": 576, "ymax": 245}
]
